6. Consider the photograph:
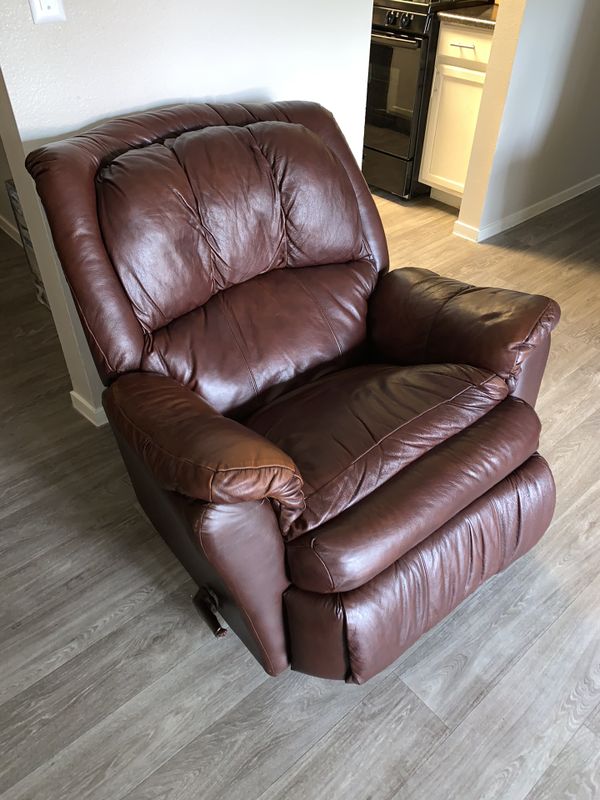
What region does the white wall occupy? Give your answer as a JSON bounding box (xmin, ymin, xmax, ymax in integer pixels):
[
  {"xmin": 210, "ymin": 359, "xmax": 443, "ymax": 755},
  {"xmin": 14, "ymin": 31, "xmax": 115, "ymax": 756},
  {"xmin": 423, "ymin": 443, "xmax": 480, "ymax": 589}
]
[
  {"xmin": 480, "ymin": 0, "xmax": 600, "ymax": 231},
  {"xmin": 1, "ymin": 0, "xmax": 372, "ymax": 161},
  {"xmin": 458, "ymin": 0, "xmax": 600, "ymax": 241},
  {"xmin": 455, "ymin": 0, "xmax": 528, "ymax": 242},
  {"xmin": 0, "ymin": 0, "xmax": 373, "ymax": 421}
]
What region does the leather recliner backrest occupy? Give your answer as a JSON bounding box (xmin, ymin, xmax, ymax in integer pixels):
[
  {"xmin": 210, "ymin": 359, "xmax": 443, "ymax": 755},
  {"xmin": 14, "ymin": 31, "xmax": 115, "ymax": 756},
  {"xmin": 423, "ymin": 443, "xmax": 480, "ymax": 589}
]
[
  {"xmin": 27, "ymin": 102, "xmax": 389, "ymax": 416},
  {"xmin": 97, "ymin": 121, "xmax": 366, "ymax": 330}
]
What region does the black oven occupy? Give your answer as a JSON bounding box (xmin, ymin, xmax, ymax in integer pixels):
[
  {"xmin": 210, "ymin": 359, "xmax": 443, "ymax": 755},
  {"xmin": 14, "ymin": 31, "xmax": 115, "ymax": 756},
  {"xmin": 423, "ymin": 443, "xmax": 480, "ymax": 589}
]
[
  {"xmin": 364, "ymin": 31, "xmax": 429, "ymax": 197},
  {"xmin": 363, "ymin": 0, "xmax": 492, "ymax": 199}
]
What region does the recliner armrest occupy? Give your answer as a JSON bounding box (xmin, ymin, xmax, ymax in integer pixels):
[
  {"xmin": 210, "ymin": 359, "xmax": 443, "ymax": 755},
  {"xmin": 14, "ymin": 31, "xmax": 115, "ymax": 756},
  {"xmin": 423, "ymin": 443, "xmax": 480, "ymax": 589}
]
[
  {"xmin": 103, "ymin": 373, "xmax": 305, "ymax": 534},
  {"xmin": 368, "ymin": 268, "xmax": 560, "ymax": 396}
]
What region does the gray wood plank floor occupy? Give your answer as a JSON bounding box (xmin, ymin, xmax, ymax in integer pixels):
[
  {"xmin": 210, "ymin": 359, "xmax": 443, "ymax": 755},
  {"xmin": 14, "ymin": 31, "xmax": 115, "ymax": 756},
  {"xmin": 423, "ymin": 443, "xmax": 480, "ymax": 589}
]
[{"xmin": 1, "ymin": 188, "xmax": 599, "ymax": 800}]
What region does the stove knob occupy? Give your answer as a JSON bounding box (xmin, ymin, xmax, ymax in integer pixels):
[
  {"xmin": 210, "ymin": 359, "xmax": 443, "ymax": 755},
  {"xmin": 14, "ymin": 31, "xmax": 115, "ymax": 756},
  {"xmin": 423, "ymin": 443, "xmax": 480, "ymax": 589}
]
[
  {"xmin": 399, "ymin": 12, "xmax": 414, "ymax": 28},
  {"xmin": 386, "ymin": 9, "xmax": 400, "ymax": 25}
]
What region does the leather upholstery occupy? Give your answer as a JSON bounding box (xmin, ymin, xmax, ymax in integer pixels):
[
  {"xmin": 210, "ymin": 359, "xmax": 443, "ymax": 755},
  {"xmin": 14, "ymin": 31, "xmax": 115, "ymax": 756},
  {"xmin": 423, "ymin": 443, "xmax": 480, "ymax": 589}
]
[
  {"xmin": 141, "ymin": 260, "xmax": 378, "ymax": 418},
  {"xmin": 111, "ymin": 425, "xmax": 290, "ymax": 675},
  {"xmin": 285, "ymin": 397, "xmax": 541, "ymax": 592},
  {"xmin": 27, "ymin": 101, "xmax": 560, "ymax": 683},
  {"xmin": 185, "ymin": 499, "xmax": 290, "ymax": 677},
  {"xmin": 26, "ymin": 101, "xmax": 388, "ymax": 383},
  {"xmin": 248, "ymin": 363, "xmax": 508, "ymax": 538},
  {"xmin": 96, "ymin": 122, "xmax": 367, "ymax": 331},
  {"xmin": 103, "ymin": 372, "xmax": 305, "ymax": 533},
  {"xmin": 286, "ymin": 453, "xmax": 555, "ymax": 683},
  {"xmin": 345, "ymin": 453, "xmax": 555, "ymax": 683},
  {"xmin": 369, "ymin": 268, "xmax": 561, "ymax": 393},
  {"xmin": 511, "ymin": 334, "xmax": 551, "ymax": 407}
]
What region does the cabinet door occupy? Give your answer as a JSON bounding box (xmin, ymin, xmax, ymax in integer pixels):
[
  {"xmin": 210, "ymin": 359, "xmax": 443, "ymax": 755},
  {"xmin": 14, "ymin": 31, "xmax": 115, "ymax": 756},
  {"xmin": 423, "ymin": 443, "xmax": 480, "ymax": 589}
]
[{"xmin": 419, "ymin": 63, "xmax": 486, "ymax": 196}]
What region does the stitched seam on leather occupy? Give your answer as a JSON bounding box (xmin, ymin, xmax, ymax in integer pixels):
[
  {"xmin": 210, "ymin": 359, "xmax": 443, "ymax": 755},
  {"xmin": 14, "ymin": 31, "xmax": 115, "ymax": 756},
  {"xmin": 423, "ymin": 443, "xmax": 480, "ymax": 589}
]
[
  {"xmin": 307, "ymin": 402, "xmax": 540, "ymax": 591},
  {"xmin": 288, "ymin": 270, "xmax": 343, "ymax": 356},
  {"xmin": 423, "ymin": 283, "xmax": 475, "ymax": 361},
  {"xmin": 325, "ymin": 148, "xmax": 366, "ymax": 264},
  {"xmin": 310, "ymin": 538, "xmax": 335, "ymax": 591},
  {"xmin": 302, "ymin": 373, "xmax": 502, "ymax": 502},
  {"xmin": 94, "ymin": 178, "xmax": 157, "ymax": 333},
  {"xmin": 144, "ymin": 336, "xmax": 171, "ymax": 376},
  {"xmin": 166, "ymin": 137, "xmax": 223, "ymax": 295},
  {"xmin": 269, "ymin": 104, "xmax": 293, "ymax": 123},
  {"xmin": 128, "ymin": 278, "xmax": 168, "ymax": 330},
  {"xmin": 509, "ymin": 299, "xmax": 556, "ymax": 380},
  {"xmin": 204, "ymin": 105, "xmax": 230, "ymax": 125},
  {"xmin": 246, "ymin": 126, "xmax": 289, "ymax": 268},
  {"xmin": 71, "ymin": 292, "xmax": 116, "ymax": 375},
  {"xmin": 61, "ymin": 102, "xmax": 285, "ymax": 171},
  {"xmin": 172, "ymin": 185, "xmax": 220, "ymax": 297},
  {"xmin": 95, "ymin": 186, "xmax": 151, "ymax": 338},
  {"xmin": 220, "ymin": 294, "xmax": 260, "ymax": 396},
  {"xmin": 360, "ymin": 236, "xmax": 376, "ymax": 267},
  {"xmin": 264, "ymin": 227, "xmax": 288, "ymax": 272},
  {"xmin": 196, "ymin": 506, "xmax": 277, "ymax": 674},
  {"xmin": 213, "ymin": 465, "xmax": 301, "ymax": 476}
]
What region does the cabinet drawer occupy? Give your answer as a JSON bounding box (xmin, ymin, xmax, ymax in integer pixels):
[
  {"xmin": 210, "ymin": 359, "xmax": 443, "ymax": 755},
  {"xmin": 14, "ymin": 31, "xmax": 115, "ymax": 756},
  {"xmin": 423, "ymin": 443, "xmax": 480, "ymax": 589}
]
[{"xmin": 438, "ymin": 23, "xmax": 493, "ymax": 66}]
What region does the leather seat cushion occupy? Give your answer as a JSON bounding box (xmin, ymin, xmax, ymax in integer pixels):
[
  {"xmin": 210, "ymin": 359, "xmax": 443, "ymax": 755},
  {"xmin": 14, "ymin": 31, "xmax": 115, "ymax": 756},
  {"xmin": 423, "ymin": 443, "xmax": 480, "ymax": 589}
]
[
  {"xmin": 286, "ymin": 397, "xmax": 541, "ymax": 592},
  {"xmin": 246, "ymin": 362, "xmax": 508, "ymax": 539}
]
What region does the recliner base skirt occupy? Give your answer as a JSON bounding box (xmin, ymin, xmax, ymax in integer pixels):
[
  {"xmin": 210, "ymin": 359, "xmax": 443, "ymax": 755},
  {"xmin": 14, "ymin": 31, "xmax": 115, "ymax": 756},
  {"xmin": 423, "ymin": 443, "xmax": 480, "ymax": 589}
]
[{"xmin": 285, "ymin": 454, "xmax": 555, "ymax": 684}]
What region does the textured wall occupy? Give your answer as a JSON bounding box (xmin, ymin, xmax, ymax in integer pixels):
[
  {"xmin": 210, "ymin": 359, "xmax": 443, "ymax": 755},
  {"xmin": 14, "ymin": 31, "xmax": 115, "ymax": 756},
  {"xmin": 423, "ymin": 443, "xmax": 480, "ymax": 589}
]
[{"xmin": 0, "ymin": 0, "xmax": 373, "ymax": 160}]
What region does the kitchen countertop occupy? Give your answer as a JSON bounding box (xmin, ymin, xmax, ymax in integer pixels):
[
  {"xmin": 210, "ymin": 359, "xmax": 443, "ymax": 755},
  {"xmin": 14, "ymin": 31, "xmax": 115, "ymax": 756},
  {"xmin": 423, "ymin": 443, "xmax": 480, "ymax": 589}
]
[{"xmin": 437, "ymin": 4, "xmax": 499, "ymax": 30}]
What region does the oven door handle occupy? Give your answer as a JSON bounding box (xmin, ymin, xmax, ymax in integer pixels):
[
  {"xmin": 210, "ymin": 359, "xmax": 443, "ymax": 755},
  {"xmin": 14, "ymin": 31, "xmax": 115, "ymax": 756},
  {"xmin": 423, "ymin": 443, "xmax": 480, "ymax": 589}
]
[{"xmin": 371, "ymin": 33, "xmax": 421, "ymax": 50}]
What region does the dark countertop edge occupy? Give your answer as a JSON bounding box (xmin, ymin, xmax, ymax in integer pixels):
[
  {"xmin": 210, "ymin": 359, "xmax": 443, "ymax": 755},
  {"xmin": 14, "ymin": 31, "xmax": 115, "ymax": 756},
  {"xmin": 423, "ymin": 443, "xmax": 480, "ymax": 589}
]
[{"xmin": 437, "ymin": 4, "xmax": 498, "ymax": 30}]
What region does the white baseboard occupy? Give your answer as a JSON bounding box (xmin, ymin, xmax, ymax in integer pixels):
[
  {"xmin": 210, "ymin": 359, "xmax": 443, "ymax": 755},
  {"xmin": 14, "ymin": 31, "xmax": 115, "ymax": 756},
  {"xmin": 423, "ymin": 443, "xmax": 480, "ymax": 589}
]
[
  {"xmin": 70, "ymin": 390, "xmax": 107, "ymax": 427},
  {"xmin": 454, "ymin": 173, "xmax": 600, "ymax": 243},
  {"xmin": 431, "ymin": 187, "xmax": 462, "ymax": 210},
  {"xmin": 0, "ymin": 212, "xmax": 21, "ymax": 245},
  {"xmin": 453, "ymin": 220, "xmax": 480, "ymax": 242}
]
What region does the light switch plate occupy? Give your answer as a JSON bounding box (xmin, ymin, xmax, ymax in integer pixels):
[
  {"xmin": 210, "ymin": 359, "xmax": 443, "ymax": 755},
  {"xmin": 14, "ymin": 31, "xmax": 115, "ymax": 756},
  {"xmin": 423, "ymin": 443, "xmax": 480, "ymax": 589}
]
[{"xmin": 28, "ymin": 0, "xmax": 66, "ymax": 24}]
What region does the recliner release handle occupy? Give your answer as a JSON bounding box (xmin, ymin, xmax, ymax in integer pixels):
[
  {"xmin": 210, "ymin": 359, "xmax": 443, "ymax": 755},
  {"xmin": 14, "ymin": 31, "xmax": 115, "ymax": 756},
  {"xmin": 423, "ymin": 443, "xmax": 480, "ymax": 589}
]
[{"xmin": 193, "ymin": 587, "xmax": 228, "ymax": 638}]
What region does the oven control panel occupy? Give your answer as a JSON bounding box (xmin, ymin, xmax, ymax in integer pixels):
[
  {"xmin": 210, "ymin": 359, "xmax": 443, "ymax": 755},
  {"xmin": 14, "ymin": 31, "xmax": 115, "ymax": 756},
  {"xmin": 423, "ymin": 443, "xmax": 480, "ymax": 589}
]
[
  {"xmin": 384, "ymin": 10, "xmax": 416, "ymax": 27},
  {"xmin": 373, "ymin": 6, "xmax": 428, "ymax": 35}
]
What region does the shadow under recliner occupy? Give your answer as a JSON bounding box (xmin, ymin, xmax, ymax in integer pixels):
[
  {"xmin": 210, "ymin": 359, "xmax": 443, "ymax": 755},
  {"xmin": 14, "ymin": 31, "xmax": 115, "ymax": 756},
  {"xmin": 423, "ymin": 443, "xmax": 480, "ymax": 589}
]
[{"xmin": 26, "ymin": 101, "xmax": 560, "ymax": 683}]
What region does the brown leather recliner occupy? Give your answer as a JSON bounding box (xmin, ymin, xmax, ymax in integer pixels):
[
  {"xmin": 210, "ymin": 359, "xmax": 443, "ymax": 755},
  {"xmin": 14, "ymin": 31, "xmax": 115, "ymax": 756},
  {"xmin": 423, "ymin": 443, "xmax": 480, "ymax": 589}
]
[{"xmin": 26, "ymin": 101, "xmax": 560, "ymax": 684}]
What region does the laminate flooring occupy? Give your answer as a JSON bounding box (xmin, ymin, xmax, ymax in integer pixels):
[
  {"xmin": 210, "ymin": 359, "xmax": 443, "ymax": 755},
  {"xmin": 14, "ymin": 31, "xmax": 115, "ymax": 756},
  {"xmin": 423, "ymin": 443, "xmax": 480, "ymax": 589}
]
[{"xmin": 1, "ymin": 188, "xmax": 599, "ymax": 800}]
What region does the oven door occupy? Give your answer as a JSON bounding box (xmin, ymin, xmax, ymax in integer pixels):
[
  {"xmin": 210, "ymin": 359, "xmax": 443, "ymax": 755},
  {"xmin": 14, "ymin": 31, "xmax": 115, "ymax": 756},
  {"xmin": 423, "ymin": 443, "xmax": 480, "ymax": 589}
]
[{"xmin": 365, "ymin": 33, "xmax": 424, "ymax": 160}]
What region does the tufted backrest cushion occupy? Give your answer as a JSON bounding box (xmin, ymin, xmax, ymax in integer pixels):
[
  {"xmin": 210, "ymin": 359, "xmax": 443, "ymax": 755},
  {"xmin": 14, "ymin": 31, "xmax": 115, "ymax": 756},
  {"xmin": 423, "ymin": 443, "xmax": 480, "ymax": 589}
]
[
  {"xmin": 26, "ymin": 102, "xmax": 389, "ymax": 409},
  {"xmin": 96, "ymin": 122, "xmax": 364, "ymax": 331}
]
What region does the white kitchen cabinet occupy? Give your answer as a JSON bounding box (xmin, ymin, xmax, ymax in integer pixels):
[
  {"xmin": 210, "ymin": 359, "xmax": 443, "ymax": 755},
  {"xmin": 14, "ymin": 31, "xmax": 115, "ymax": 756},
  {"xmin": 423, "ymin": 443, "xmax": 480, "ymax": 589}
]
[{"xmin": 419, "ymin": 22, "xmax": 494, "ymax": 203}]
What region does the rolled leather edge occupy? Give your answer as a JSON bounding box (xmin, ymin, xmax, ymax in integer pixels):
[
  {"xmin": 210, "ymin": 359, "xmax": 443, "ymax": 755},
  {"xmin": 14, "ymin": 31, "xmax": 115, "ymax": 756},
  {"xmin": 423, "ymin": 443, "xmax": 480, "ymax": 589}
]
[
  {"xmin": 368, "ymin": 268, "xmax": 561, "ymax": 395},
  {"xmin": 103, "ymin": 371, "xmax": 305, "ymax": 532}
]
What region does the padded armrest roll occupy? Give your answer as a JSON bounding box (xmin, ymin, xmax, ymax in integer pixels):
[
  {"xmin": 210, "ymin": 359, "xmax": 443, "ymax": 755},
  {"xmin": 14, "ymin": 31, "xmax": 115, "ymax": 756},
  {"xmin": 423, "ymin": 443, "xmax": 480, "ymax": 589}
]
[
  {"xmin": 368, "ymin": 268, "xmax": 561, "ymax": 392},
  {"xmin": 103, "ymin": 373, "xmax": 305, "ymax": 534}
]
